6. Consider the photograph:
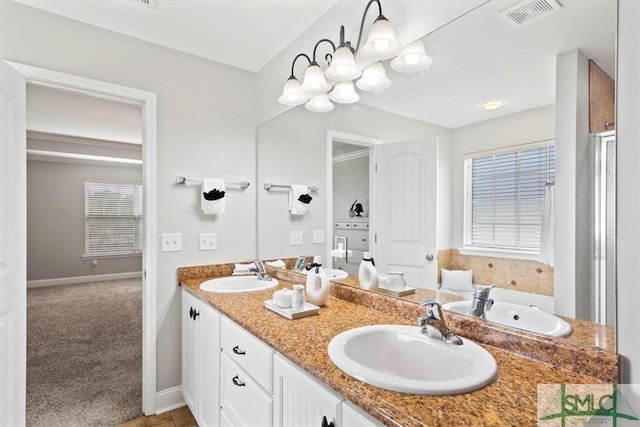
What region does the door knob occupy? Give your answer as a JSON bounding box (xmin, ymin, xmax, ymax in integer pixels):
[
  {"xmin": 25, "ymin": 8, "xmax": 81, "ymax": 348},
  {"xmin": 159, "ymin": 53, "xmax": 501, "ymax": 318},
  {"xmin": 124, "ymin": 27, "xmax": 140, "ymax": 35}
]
[{"xmin": 426, "ymin": 254, "xmax": 435, "ymax": 261}]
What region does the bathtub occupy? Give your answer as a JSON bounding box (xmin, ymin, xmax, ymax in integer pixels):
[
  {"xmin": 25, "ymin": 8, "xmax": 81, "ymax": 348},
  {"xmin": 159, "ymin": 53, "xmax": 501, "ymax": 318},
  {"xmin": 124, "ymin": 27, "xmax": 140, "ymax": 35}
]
[{"xmin": 437, "ymin": 286, "xmax": 554, "ymax": 314}]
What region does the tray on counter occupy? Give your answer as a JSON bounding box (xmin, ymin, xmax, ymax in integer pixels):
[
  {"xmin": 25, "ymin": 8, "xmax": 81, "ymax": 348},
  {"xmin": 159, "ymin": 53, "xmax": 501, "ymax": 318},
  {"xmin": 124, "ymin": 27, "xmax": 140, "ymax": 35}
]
[{"xmin": 264, "ymin": 300, "xmax": 320, "ymax": 319}]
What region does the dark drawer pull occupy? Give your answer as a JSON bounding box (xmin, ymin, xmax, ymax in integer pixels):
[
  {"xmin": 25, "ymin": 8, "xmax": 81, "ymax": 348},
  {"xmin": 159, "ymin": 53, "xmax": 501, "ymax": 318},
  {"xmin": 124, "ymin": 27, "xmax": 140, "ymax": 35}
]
[
  {"xmin": 232, "ymin": 375, "xmax": 246, "ymax": 387},
  {"xmin": 321, "ymin": 415, "xmax": 335, "ymax": 427},
  {"xmin": 232, "ymin": 345, "xmax": 246, "ymax": 355}
]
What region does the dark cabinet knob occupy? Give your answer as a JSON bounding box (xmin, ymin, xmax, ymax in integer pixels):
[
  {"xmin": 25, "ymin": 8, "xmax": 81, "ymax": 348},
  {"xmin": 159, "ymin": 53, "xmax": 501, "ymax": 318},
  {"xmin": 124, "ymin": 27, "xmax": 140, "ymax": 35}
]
[
  {"xmin": 189, "ymin": 307, "xmax": 194, "ymax": 319},
  {"xmin": 232, "ymin": 375, "xmax": 246, "ymax": 387},
  {"xmin": 232, "ymin": 345, "xmax": 246, "ymax": 355},
  {"xmin": 321, "ymin": 415, "xmax": 335, "ymax": 427},
  {"xmin": 192, "ymin": 309, "xmax": 199, "ymax": 320}
]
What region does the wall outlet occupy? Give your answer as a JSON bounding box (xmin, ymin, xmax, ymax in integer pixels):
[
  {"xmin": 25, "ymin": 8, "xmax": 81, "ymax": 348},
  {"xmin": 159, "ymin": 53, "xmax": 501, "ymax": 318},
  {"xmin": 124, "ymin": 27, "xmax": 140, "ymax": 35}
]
[
  {"xmin": 161, "ymin": 233, "xmax": 182, "ymax": 252},
  {"xmin": 199, "ymin": 233, "xmax": 217, "ymax": 251},
  {"xmin": 290, "ymin": 230, "xmax": 303, "ymax": 246},
  {"xmin": 313, "ymin": 229, "xmax": 325, "ymax": 244}
]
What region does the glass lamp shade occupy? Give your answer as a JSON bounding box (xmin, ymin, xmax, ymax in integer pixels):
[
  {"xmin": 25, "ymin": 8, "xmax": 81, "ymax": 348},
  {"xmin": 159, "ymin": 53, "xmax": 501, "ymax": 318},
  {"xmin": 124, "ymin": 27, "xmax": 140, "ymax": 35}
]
[
  {"xmin": 390, "ymin": 40, "xmax": 433, "ymax": 73},
  {"xmin": 359, "ymin": 16, "xmax": 401, "ymax": 61},
  {"xmin": 305, "ymin": 93, "xmax": 335, "ymax": 112},
  {"xmin": 356, "ymin": 62, "xmax": 392, "ymax": 92},
  {"xmin": 328, "ymin": 81, "xmax": 360, "ymax": 104},
  {"xmin": 300, "ymin": 64, "xmax": 331, "ymax": 94},
  {"xmin": 278, "ymin": 77, "xmax": 309, "ymax": 106},
  {"xmin": 324, "ymin": 46, "xmax": 361, "ymax": 82}
]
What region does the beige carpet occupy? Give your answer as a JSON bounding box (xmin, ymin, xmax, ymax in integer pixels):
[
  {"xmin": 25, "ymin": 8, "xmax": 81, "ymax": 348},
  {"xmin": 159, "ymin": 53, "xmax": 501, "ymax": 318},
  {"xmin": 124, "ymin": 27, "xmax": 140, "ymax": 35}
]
[{"xmin": 26, "ymin": 278, "xmax": 143, "ymax": 426}]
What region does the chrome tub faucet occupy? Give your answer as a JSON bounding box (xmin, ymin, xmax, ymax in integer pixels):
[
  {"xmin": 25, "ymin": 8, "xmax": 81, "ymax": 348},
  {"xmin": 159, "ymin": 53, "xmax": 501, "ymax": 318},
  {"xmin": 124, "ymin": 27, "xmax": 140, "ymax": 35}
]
[{"xmin": 468, "ymin": 285, "xmax": 495, "ymax": 319}]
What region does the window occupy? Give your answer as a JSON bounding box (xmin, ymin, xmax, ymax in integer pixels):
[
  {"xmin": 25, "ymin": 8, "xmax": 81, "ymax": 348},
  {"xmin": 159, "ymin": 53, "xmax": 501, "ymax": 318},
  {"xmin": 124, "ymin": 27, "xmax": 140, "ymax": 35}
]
[
  {"xmin": 464, "ymin": 142, "xmax": 555, "ymax": 254},
  {"xmin": 84, "ymin": 180, "xmax": 143, "ymax": 257}
]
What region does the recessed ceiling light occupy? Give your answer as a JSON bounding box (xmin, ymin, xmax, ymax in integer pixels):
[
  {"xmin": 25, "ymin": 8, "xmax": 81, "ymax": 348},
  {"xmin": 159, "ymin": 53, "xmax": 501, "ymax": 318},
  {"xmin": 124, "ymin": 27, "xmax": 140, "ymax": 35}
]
[{"xmin": 481, "ymin": 100, "xmax": 504, "ymax": 111}]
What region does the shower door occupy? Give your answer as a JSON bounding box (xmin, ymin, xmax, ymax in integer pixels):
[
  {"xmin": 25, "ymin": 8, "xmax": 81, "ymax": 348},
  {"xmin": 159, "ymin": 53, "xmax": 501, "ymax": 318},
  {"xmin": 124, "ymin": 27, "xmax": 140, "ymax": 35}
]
[{"xmin": 593, "ymin": 131, "xmax": 616, "ymax": 326}]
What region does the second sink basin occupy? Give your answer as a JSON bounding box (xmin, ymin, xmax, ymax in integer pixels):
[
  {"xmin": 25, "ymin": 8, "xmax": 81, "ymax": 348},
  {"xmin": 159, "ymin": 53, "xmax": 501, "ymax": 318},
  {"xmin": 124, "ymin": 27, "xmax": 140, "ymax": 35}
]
[
  {"xmin": 199, "ymin": 276, "xmax": 279, "ymax": 293},
  {"xmin": 442, "ymin": 300, "xmax": 572, "ymax": 338},
  {"xmin": 301, "ymin": 268, "xmax": 348, "ymax": 280},
  {"xmin": 328, "ymin": 324, "xmax": 497, "ymax": 395}
]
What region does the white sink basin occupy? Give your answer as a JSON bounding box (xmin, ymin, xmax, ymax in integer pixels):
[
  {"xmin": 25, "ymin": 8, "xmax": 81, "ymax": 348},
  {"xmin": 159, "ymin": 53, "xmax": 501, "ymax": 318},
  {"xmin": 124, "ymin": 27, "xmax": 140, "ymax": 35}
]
[
  {"xmin": 301, "ymin": 268, "xmax": 348, "ymax": 280},
  {"xmin": 442, "ymin": 301, "xmax": 572, "ymax": 338},
  {"xmin": 328, "ymin": 324, "xmax": 497, "ymax": 395},
  {"xmin": 199, "ymin": 276, "xmax": 279, "ymax": 293}
]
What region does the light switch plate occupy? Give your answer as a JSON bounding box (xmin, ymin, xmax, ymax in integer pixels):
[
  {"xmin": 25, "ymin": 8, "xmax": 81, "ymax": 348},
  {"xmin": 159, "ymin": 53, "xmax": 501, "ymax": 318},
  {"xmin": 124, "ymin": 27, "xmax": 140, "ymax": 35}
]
[
  {"xmin": 313, "ymin": 229, "xmax": 325, "ymax": 244},
  {"xmin": 290, "ymin": 230, "xmax": 303, "ymax": 246},
  {"xmin": 199, "ymin": 233, "xmax": 217, "ymax": 251},
  {"xmin": 161, "ymin": 233, "xmax": 182, "ymax": 252}
]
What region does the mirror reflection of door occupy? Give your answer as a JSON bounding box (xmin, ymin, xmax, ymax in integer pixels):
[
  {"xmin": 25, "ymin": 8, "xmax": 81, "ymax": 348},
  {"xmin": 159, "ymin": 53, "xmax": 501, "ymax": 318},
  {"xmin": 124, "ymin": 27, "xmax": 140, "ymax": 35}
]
[{"xmin": 375, "ymin": 138, "xmax": 438, "ymax": 288}]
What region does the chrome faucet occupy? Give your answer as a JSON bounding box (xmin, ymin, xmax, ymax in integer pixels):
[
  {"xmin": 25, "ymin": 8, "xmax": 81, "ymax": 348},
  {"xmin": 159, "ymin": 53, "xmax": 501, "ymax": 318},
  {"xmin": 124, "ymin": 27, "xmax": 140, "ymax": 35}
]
[
  {"xmin": 418, "ymin": 300, "xmax": 463, "ymax": 345},
  {"xmin": 250, "ymin": 260, "xmax": 272, "ymax": 281},
  {"xmin": 292, "ymin": 256, "xmax": 308, "ymax": 272},
  {"xmin": 468, "ymin": 286, "xmax": 494, "ymax": 319}
]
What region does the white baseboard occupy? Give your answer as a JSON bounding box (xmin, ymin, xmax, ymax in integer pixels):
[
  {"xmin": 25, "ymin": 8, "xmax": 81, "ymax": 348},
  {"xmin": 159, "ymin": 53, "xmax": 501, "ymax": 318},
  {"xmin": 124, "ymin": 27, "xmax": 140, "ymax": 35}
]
[
  {"xmin": 27, "ymin": 271, "xmax": 142, "ymax": 288},
  {"xmin": 156, "ymin": 386, "xmax": 185, "ymax": 414}
]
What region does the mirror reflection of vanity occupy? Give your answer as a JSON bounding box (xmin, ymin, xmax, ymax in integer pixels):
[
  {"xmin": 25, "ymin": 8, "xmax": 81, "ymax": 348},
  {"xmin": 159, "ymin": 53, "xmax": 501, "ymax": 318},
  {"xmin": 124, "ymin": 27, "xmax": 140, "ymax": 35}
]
[{"xmin": 257, "ymin": 0, "xmax": 617, "ymax": 352}]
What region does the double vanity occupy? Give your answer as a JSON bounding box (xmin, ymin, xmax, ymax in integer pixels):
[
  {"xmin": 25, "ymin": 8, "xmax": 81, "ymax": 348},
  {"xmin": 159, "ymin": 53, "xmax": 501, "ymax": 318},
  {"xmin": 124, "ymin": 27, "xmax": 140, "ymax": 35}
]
[{"xmin": 178, "ymin": 261, "xmax": 618, "ymax": 427}]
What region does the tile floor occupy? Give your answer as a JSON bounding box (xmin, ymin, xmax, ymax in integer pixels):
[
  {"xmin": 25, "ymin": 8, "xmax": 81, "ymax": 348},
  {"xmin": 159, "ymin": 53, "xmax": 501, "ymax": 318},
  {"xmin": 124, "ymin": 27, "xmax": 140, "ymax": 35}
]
[{"xmin": 118, "ymin": 406, "xmax": 197, "ymax": 427}]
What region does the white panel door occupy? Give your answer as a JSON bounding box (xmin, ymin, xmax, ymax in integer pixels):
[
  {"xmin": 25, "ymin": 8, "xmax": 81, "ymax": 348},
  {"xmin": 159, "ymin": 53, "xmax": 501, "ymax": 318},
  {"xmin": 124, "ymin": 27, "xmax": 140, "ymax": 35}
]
[
  {"xmin": 375, "ymin": 138, "xmax": 438, "ymax": 289},
  {"xmin": 273, "ymin": 354, "xmax": 341, "ymax": 427},
  {"xmin": 0, "ymin": 61, "xmax": 27, "ymax": 426},
  {"xmin": 199, "ymin": 302, "xmax": 220, "ymax": 427},
  {"xmin": 181, "ymin": 289, "xmax": 199, "ymax": 415}
]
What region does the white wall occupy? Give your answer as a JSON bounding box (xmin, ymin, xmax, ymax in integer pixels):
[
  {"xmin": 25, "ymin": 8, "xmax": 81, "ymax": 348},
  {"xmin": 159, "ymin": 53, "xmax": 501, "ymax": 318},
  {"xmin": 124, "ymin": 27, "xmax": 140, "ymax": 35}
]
[
  {"xmin": 616, "ymin": 0, "xmax": 640, "ymax": 384},
  {"xmin": 449, "ymin": 105, "xmax": 556, "ymax": 247},
  {"xmin": 553, "ymin": 49, "xmax": 590, "ymax": 319},
  {"xmin": 257, "ymin": 103, "xmax": 451, "ymax": 260},
  {"xmin": 27, "ymin": 158, "xmax": 142, "ymax": 280},
  {"xmin": 27, "ymin": 84, "xmax": 142, "ymax": 144},
  {"xmin": 1, "ymin": 0, "xmax": 257, "ymax": 393}
]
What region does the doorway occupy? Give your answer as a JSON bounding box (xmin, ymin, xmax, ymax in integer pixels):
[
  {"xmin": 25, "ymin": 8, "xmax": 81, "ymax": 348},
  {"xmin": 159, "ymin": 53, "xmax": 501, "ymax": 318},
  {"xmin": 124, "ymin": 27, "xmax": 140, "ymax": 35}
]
[
  {"xmin": 1, "ymin": 61, "xmax": 158, "ymax": 423},
  {"xmin": 325, "ymin": 131, "xmax": 379, "ymax": 272}
]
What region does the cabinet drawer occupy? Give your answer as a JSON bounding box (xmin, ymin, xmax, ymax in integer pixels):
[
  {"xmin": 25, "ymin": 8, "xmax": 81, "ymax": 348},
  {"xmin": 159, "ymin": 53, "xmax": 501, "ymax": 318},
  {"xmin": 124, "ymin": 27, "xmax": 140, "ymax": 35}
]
[
  {"xmin": 221, "ymin": 316, "xmax": 273, "ymax": 392},
  {"xmin": 220, "ymin": 353, "xmax": 273, "ymax": 427}
]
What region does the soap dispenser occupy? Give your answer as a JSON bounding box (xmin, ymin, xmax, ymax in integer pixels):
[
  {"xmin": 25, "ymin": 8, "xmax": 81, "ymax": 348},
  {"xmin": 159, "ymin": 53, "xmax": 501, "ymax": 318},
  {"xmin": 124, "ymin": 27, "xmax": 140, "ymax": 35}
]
[
  {"xmin": 358, "ymin": 252, "xmax": 379, "ymax": 291},
  {"xmin": 305, "ymin": 256, "xmax": 330, "ymax": 307}
]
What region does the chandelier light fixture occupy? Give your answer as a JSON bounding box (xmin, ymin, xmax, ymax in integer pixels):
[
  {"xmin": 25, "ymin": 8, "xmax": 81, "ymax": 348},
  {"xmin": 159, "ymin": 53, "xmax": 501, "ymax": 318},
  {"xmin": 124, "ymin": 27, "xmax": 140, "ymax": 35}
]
[{"xmin": 278, "ymin": 0, "xmax": 433, "ymax": 112}]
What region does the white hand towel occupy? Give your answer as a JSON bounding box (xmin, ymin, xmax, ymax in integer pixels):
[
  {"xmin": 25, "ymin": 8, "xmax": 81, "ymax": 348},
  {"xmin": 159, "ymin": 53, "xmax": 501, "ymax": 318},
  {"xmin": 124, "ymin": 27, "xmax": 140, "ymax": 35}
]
[
  {"xmin": 289, "ymin": 184, "xmax": 311, "ymax": 216},
  {"xmin": 201, "ymin": 178, "xmax": 226, "ymax": 214},
  {"xmin": 265, "ymin": 259, "xmax": 286, "ymax": 268},
  {"xmin": 234, "ymin": 263, "xmax": 253, "ymax": 273}
]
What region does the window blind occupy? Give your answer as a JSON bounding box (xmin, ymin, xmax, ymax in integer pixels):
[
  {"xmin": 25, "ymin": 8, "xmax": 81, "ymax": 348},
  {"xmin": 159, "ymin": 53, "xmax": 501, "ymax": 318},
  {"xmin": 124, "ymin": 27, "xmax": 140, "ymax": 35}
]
[
  {"xmin": 464, "ymin": 144, "xmax": 555, "ymax": 252},
  {"xmin": 84, "ymin": 180, "xmax": 143, "ymax": 257}
]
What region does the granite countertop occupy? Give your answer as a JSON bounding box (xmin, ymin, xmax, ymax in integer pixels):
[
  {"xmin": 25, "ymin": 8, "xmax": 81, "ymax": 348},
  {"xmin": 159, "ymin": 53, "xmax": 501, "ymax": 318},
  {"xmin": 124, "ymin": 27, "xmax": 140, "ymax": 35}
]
[{"xmin": 179, "ymin": 264, "xmax": 617, "ymax": 427}]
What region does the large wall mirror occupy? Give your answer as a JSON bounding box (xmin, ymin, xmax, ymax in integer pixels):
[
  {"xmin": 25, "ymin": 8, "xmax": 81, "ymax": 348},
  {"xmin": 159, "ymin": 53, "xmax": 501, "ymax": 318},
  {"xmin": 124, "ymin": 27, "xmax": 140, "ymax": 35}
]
[{"xmin": 257, "ymin": 0, "xmax": 617, "ymax": 352}]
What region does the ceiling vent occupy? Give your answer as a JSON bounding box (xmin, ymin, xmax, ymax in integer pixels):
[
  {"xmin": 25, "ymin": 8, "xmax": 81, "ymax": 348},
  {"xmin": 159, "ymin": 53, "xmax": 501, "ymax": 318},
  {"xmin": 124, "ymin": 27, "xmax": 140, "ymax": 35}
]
[
  {"xmin": 501, "ymin": 0, "xmax": 562, "ymax": 27},
  {"xmin": 129, "ymin": 0, "xmax": 159, "ymax": 10}
]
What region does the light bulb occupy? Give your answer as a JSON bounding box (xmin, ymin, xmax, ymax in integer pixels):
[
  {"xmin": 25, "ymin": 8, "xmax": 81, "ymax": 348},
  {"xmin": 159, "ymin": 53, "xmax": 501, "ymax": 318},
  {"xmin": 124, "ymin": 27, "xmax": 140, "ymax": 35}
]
[
  {"xmin": 404, "ymin": 53, "xmax": 420, "ymax": 65},
  {"xmin": 305, "ymin": 93, "xmax": 334, "ymax": 112},
  {"xmin": 374, "ymin": 39, "xmax": 390, "ymax": 52},
  {"xmin": 337, "ymin": 64, "xmax": 351, "ymax": 75}
]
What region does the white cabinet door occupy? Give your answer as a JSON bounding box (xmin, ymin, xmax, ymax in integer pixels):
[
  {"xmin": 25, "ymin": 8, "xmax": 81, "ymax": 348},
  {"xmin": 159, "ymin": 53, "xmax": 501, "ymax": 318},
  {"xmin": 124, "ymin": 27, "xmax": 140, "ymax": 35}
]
[
  {"xmin": 375, "ymin": 137, "xmax": 439, "ymax": 288},
  {"xmin": 199, "ymin": 302, "xmax": 220, "ymax": 427},
  {"xmin": 181, "ymin": 289, "xmax": 200, "ymax": 415},
  {"xmin": 274, "ymin": 354, "xmax": 342, "ymax": 427},
  {"xmin": 342, "ymin": 402, "xmax": 383, "ymax": 427},
  {"xmin": 182, "ymin": 289, "xmax": 221, "ymax": 427}
]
